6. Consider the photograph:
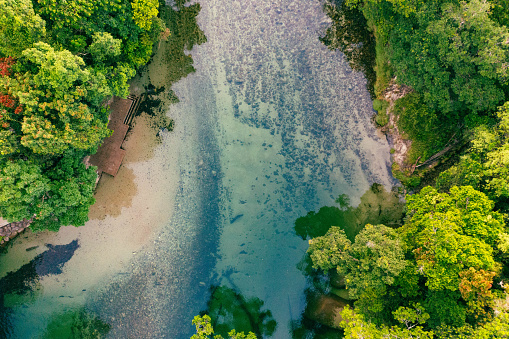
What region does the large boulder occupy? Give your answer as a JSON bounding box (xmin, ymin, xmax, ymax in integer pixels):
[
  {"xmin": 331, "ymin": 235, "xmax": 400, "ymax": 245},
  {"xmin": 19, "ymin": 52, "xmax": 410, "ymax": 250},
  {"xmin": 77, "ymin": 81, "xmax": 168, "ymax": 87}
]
[{"xmin": 304, "ymin": 292, "xmax": 349, "ymax": 329}]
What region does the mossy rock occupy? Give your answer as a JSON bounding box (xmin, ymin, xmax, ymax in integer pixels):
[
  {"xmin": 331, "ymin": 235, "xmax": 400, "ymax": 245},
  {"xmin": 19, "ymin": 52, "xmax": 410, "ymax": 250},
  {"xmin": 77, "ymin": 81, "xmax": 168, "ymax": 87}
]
[
  {"xmin": 375, "ymin": 112, "xmax": 389, "ymax": 126},
  {"xmin": 391, "ymin": 163, "xmax": 421, "ymax": 188},
  {"xmin": 373, "ymin": 99, "xmax": 389, "ymax": 126},
  {"xmin": 330, "ymin": 288, "xmax": 354, "ymax": 300}
]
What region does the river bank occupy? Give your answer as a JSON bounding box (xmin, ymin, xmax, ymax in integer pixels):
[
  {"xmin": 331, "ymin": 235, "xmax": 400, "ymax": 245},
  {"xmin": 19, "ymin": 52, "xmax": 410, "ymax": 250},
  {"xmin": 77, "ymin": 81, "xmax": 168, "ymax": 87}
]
[{"xmin": 0, "ymin": 0, "xmax": 397, "ymax": 337}]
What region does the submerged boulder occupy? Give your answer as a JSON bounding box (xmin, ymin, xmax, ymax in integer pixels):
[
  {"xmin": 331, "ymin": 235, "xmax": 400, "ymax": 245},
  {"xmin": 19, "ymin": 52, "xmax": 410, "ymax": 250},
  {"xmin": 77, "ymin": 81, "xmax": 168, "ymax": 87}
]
[{"xmin": 304, "ymin": 292, "xmax": 349, "ymax": 329}]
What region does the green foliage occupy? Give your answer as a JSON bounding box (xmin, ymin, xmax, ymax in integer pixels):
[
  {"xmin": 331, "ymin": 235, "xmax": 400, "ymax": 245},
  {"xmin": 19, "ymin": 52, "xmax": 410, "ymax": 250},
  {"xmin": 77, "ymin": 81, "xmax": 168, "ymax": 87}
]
[
  {"xmin": 437, "ymin": 102, "xmax": 509, "ymax": 210},
  {"xmin": 373, "ymin": 99, "xmax": 389, "ymax": 126},
  {"xmin": 490, "ymin": 0, "xmax": 509, "ymax": 27},
  {"xmin": 423, "ymin": 289, "xmax": 466, "ymax": 328},
  {"xmin": 393, "ymin": 303, "xmax": 430, "ymax": 330},
  {"xmin": 0, "ymin": 43, "xmax": 111, "ymax": 155},
  {"xmin": 131, "ymin": 0, "xmax": 159, "ymax": 31},
  {"xmin": 191, "ymin": 315, "xmax": 257, "ymax": 339},
  {"xmin": 124, "ymin": 32, "xmax": 154, "ymax": 68},
  {"xmin": 393, "ymin": 92, "xmax": 455, "ymax": 161},
  {"xmin": 344, "ymin": 224, "xmax": 408, "ymax": 298},
  {"xmin": 89, "ymin": 32, "xmax": 122, "ymax": 63},
  {"xmin": 389, "ymin": 0, "xmax": 508, "ymax": 116},
  {"xmin": 340, "ymin": 305, "xmax": 434, "ymax": 339},
  {"xmin": 342, "ymin": 304, "xmax": 509, "ymax": 339},
  {"xmin": 0, "ymin": 158, "xmax": 49, "ymax": 222},
  {"xmin": 308, "ymin": 224, "xmax": 408, "ymax": 317},
  {"xmin": 308, "ymin": 226, "xmax": 352, "ymax": 274},
  {"xmin": 436, "ymin": 157, "xmax": 484, "ymax": 193},
  {"xmin": 402, "ymin": 186, "xmax": 502, "ymax": 297},
  {"xmin": 0, "ymin": 0, "xmax": 46, "ymax": 57},
  {"xmin": 0, "ymin": 152, "xmax": 97, "ymax": 232}
]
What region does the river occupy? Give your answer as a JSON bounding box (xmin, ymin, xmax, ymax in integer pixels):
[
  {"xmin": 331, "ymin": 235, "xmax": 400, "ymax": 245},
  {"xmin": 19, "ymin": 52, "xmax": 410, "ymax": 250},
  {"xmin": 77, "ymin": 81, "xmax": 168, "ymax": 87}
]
[{"xmin": 0, "ymin": 0, "xmax": 395, "ymax": 337}]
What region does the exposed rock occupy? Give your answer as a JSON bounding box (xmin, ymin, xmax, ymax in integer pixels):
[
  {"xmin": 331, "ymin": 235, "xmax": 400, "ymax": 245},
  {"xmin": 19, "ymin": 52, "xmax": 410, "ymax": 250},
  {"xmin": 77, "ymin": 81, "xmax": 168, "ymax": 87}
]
[
  {"xmin": 0, "ymin": 218, "xmax": 32, "ymax": 245},
  {"xmin": 381, "ymin": 81, "xmax": 413, "ymax": 169}
]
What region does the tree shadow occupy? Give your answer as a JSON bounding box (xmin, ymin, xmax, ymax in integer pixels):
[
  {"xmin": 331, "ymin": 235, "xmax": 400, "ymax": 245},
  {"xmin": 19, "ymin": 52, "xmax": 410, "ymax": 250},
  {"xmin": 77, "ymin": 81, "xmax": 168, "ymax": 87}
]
[
  {"xmin": 199, "ymin": 284, "xmax": 277, "ymax": 338},
  {"xmin": 295, "ymin": 183, "xmax": 404, "ymax": 242},
  {"xmin": 0, "ymin": 240, "xmax": 80, "ymax": 337},
  {"xmin": 320, "ymin": 0, "xmax": 376, "ymax": 98}
]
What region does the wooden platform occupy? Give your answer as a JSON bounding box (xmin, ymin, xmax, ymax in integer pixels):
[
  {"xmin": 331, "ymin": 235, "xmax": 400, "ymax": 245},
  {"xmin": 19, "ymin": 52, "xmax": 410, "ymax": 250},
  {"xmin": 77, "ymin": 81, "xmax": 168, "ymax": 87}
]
[{"xmin": 89, "ymin": 96, "xmax": 139, "ymax": 177}]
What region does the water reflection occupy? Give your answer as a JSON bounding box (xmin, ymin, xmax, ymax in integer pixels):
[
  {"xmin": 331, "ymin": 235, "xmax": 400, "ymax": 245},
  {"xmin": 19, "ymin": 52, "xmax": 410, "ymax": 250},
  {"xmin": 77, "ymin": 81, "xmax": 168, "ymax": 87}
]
[
  {"xmin": 320, "ymin": 0, "xmax": 376, "ymax": 98},
  {"xmin": 200, "ymin": 284, "xmax": 277, "ymax": 338},
  {"xmin": 41, "ymin": 308, "xmax": 110, "ymax": 339},
  {"xmin": 162, "ymin": 0, "xmax": 207, "ymax": 83},
  {"xmin": 295, "ymin": 183, "xmax": 404, "ymax": 242},
  {"xmin": 133, "ymin": 0, "xmax": 208, "ymax": 133}
]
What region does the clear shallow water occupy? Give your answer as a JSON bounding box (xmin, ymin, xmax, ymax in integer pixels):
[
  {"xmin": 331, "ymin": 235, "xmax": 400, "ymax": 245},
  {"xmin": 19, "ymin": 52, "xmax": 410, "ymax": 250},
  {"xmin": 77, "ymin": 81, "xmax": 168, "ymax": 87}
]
[{"xmin": 0, "ymin": 0, "xmax": 395, "ymax": 337}]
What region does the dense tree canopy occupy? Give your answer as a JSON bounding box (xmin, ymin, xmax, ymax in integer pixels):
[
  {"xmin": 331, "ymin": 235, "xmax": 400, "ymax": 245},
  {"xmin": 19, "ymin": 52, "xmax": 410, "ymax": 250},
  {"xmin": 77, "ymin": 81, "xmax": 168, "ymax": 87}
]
[
  {"xmin": 0, "ymin": 151, "xmax": 97, "ymax": 231},
  {"xmin": 388, "ymin": 0, "xmax": 508, "ymax": 116},
  {"xmin": 307, "ymin": 186, "xmax": 508, "ymax": 331},
  {"xmin": 0, "ymin": 0, "xmax": 167, "ymax": 231},
  {"xmin": 0, "ymin": 0, "xmax": 46, "ymax": 57},
  {"xmin": 0, "ymin": 43, "xmax": 111, "ymax": 155},
  {"xmin": 437, "ymin": 102, "xmax": 509, "ymax": 210}
]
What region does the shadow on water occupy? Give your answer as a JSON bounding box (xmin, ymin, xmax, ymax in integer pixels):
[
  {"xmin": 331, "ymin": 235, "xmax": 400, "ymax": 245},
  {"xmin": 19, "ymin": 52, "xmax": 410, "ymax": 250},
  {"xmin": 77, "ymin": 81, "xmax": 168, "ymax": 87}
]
[
  {"xmin": 0, "ymin": 240, "xmax": 80, "ymax": 337},
  {"xmin": 136, "ymin": 0, "xmax": 208, "ymax": 132},
  {"xmin": 320, "ymin": 0, "xmax": 376, "ymax": 98},
  {"xmin": 291, "ymin": 184, "xmax": 405, "ymax": 338},
  {"xmin": 295, "ymin": 183, "xmax": 404, "ymax": 242},
  {"xmin": 199, "ymin": 284, "xmax": 277, "ymax": 338},
  {"xmin": 162, "ymin": 0, "xmax": 207, "ymax": 84}
]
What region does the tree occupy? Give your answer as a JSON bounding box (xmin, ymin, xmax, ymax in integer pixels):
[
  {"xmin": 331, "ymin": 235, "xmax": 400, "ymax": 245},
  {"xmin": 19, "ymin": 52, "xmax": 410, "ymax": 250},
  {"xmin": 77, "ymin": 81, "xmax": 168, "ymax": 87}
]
[
  {"xmin": 0, "ymin": 42, "xmax": 111, "ymax": 155},
  {"xmin": 131, "ymin": 0, "xmax": 159, "ymax": 31},
  {"xmin": 341, "ymin": 304, "xmax": 509, "ymax": 338},
  {"xmin": 89, "ymin": 32, "xmax": 122, "ymax": 63},
  {"xmin": 437, "ymin": 102, "xmax": 509, "ymax": 209},
  {"xmin": 0, "ymin": 0, "xmax": 46, "ymax": 57},
  {"xmin": 459, "ymin": 268, "xmax": 496, "ymax": 320},
  {"xmin": 403, "ymin": 186, "xmax": 503, "ymax": 291},
  {"xmin": 0, "ymin": 158, "xmax": 49, "ymax": 222},
  {"xmin": 308, "ymin": 224, "xmax": 408, "ymax": 315},
  {"xmin": 191, "ymin": 315, "xmax": 257, "ymax": 339},
  {"xmin": 340, "ymin": 305, "xmax": 434, "ymax": 339},
  {"xmin": 0, "ymin": 151, "xmax": 97, "ymax": 232},
  {"xmin": 308, "ymin": 226, "xmax": 353, "ymax": 273}
]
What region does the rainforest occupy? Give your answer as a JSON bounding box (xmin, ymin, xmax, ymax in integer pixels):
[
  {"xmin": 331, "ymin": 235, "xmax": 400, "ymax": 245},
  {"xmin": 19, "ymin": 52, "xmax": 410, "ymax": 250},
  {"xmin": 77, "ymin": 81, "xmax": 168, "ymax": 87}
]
[{"xmin": 1, "ymin": 0, "xmax": 509, "ymax": 338}]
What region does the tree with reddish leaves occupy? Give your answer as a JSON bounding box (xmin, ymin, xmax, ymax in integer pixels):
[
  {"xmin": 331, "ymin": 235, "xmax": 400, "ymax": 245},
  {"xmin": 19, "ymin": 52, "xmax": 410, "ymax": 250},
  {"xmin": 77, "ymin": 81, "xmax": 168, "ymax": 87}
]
[
  {"xmin": 0, "ymin": 57, "xmax": 21, "ymax": 155},
  {"xmin": 0, "ymin": 57, "xmax": 14, "ymax": 76}
]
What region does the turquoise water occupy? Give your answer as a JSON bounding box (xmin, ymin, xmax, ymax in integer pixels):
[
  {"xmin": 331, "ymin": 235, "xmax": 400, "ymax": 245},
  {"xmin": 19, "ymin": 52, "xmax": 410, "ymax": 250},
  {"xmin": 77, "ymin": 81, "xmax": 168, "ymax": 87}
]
[{"xmin": 0, "ymin": 0, "xmax": 395, "ymax": 337}]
